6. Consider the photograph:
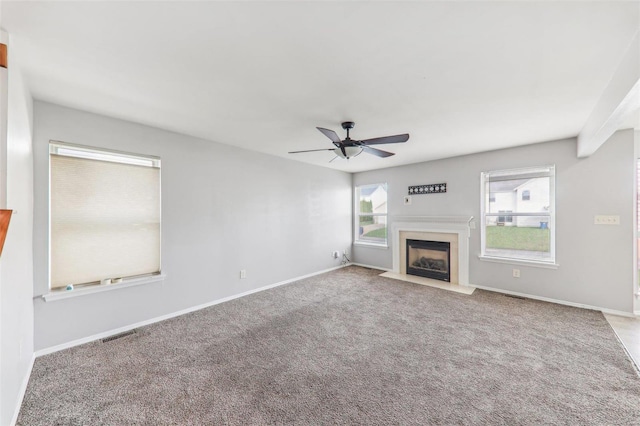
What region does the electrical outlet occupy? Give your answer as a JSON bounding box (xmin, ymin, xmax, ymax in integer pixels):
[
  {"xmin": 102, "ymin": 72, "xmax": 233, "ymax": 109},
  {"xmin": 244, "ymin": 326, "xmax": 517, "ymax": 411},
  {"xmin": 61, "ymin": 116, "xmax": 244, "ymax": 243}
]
[
  {"xmin": 513, "ymin": 269, "xmax": 520, "ymax": 278},
  {"xmin": 594, "ymin": 215, "xmax": 620, "ymax": 225},
  {"xmin": 343, "ymin": 249, "xmax": 348, "ymax": 255},
  {"xmin": 240, "ymin": 269, "xmax": 247, "ymax": 279},
  {"xmin": 332, "ymin": 251, "xmax": 340, "ymax": 259}
]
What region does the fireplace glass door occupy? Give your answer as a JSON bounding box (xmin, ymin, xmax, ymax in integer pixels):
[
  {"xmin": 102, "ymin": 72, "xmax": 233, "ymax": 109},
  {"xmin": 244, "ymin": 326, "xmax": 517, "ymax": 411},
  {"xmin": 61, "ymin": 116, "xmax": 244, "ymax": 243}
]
[{"xmin": 406, "ymin": 239, "xmax": 451, "ymax": 282}]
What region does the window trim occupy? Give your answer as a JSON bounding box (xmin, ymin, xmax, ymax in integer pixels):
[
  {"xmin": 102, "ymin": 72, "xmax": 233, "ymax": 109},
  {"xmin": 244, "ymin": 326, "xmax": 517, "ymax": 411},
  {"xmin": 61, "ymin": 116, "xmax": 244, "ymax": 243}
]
[
  {"xmin": 354, "ymin": 182, "xmax": 389, "ymax": 247},
  {"xmin": 48, "ymin": 140, "xmax": 162, "ymax": 293},
  {"xmin": 50, "ymin": 141, "xmax": 161, "ymax": 167},
  {"xmin": 41, "ymin": 273, "xmax": 166, "ymax": 302},
  {"xmin": 480, "ymin": 165, "xmax": 556, "ymax": 266}
]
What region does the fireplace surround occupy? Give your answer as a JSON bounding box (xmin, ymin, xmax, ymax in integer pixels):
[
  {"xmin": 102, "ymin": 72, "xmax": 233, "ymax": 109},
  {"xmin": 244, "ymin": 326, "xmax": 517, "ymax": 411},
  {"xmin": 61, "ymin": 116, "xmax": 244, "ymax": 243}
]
[{"xmin": 391, "ymin": 216, "xmax": 473, "ymax": 287}]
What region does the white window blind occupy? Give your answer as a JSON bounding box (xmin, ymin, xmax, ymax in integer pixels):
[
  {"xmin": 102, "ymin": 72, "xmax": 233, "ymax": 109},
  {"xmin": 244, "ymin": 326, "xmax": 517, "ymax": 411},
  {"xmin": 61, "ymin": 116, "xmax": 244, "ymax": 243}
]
[{"xmin": 50, "ymin": 142, "xmax": 161, "ymax": 289}]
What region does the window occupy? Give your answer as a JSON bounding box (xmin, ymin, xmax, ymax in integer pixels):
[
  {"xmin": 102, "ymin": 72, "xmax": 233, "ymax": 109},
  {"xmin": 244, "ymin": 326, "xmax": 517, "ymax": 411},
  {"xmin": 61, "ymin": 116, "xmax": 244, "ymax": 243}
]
[
  {"xmin": 49, "ymin": 142, "xmax": 161, "ymax": 290},
  {"xmin": 355, "ymin": 183, "xmax": 388, "ymax": 246},
  {"xmin": 481, "ymin": 165, "xmax": 555, "ymax": 264},
  {"xmin": 497, "ymin": 210, "xmax": 513, "ymax": 224}
]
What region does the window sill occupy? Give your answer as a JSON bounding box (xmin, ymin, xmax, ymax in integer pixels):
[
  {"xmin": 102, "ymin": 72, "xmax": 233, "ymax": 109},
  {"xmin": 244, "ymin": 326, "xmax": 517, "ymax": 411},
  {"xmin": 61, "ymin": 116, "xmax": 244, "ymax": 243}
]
[
  {"xmin": 41, "ymin": 274, "xmax": 166, "ymax": 302},
  {"xmin": 478, "ymin": 255, "xmax": 559, "ymax": 269},
  {"xmin": 354, "ymin": 241, "xmax": 389, "ymax": 249}
]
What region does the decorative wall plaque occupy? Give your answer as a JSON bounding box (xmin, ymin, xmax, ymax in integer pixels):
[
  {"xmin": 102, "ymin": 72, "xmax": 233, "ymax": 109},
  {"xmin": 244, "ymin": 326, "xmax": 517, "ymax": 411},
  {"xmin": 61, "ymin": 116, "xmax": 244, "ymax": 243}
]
[{"xmin": 408, "ymin": 183, "xmax": 446, "ymax": 195}]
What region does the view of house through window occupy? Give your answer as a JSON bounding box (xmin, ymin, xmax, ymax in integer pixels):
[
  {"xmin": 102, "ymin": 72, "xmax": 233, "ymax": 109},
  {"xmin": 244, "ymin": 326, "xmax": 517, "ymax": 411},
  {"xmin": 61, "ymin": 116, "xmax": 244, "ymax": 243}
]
[
  {"xmin": 49, "ymin": 142, "xmax": 161, "ymax": 289},
  {"xmin": 481, "ymin": 166, "xmax": 555, "ymax": 263},
  {"xmin": 355, "ymin": 183, "xmax": 388, "ymax": 246}
]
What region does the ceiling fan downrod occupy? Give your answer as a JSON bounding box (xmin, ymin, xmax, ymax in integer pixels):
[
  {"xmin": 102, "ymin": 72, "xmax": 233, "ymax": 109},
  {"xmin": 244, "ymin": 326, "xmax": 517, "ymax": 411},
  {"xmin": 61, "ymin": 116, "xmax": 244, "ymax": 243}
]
[{"xmin": 341, "ymin": 121, "xmax": 355, "ymax": 140}]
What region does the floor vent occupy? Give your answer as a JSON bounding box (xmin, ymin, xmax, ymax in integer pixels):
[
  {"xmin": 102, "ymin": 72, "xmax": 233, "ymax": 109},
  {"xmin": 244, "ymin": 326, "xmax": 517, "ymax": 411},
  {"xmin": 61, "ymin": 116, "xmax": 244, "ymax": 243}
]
[{"xmin": 102, "ymin": 329, "xmax": 137, "ymax": 343}]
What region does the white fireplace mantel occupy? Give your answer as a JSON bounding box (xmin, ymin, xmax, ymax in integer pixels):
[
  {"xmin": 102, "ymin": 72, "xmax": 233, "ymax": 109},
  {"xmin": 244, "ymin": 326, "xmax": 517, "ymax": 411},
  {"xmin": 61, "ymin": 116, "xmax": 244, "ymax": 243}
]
[{"xmin": 391, "ymin": 216, "xmax": 474, "ymax": 287}]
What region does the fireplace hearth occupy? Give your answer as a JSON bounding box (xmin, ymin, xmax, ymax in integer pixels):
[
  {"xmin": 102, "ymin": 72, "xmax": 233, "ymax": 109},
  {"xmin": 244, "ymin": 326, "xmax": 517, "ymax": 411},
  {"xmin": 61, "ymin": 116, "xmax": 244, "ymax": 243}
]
[{"xmin": 406, "ymin": 239, "xmax": 451, "ymax": 282}]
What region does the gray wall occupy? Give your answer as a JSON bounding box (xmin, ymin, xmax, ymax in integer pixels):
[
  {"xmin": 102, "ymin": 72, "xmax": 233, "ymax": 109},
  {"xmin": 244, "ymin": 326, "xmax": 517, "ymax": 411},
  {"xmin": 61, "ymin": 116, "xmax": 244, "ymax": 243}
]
[
  {"xmin": 353, "ymin": 131, "xmax": 636, "ymax": 313},
  {"xmin": 0, "ymin": 42, "xmax": 35, "ymax": 426},
  {"xmin": 33, "ymin": 101, "xmax": 352, "ymax": 350}
]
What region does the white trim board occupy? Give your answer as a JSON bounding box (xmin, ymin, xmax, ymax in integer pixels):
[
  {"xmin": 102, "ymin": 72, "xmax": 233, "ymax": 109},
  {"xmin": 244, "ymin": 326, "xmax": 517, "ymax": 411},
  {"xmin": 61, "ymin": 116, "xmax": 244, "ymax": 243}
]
[
  {"xmin": 350, "ymin": 262, "xmax": 391, "ymax": 272},
  {"xmin": 9, "ymin": 354, "xmax": 36, "ymax": 426},
  {"xmin": 473, "ymin": 284, "xmax": 637, "ymax": 318},
  {"xmin": 41, "ymin": 274, "xmax": 166, "ymax": 302},
  {"xmin": 35, "ymin": 264, "xmax": 347, "ymax": 357},
  {"xmin": 349, "ymin": 264, "xmax": 632, "ymax": 316}
]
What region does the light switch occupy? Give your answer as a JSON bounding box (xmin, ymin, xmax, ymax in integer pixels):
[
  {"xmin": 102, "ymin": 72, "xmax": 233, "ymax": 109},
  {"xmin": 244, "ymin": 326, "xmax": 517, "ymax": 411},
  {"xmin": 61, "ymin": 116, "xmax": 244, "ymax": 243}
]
[{"xmin": 594, "ymin": 215, "xmax": 620, "ymax": 225}]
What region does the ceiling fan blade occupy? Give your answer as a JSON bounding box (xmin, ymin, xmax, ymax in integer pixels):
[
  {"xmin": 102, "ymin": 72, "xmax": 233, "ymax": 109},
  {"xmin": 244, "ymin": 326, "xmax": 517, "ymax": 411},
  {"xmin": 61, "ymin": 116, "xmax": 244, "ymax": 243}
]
[
  {"xmin": 288, "ymin": 148, "xmax": 336, "ymax": 154},
  {"xmin": 359, "ymin": 134, "xmax": 409, "ymax": 146},
  {"xmin": 316, "ymin": 127, "xmax": 342, "ymax": 144},
  {"xmin": 340, "ymin": 145, "xmax": 347, "ymax": 158},
  {"xmin": 363, "ymin": 146, "xmax": 395, "ymax": 158}
]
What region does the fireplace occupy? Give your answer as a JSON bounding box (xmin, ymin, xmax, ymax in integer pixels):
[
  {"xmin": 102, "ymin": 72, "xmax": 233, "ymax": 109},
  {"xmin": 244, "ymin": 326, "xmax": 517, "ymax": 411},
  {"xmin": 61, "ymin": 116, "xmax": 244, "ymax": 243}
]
[
  {"xmin": 406, "ymin": 239, "xmax": 451, "ymax": 282},
  {"xmin": 382, "ymin": 216, "xmax": 474, "ymax": 293},
  {"xmin": 391, "ymin": 216, "xmax": 473, "ymax": 287}
]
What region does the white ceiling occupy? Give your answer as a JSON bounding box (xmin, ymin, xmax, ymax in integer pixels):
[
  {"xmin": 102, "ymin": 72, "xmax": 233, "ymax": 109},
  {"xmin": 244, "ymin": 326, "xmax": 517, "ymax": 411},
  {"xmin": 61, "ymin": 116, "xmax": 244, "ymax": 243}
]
[{"xmin": 2, "ymin": 1, "xmax": 639, "ymax": 173}]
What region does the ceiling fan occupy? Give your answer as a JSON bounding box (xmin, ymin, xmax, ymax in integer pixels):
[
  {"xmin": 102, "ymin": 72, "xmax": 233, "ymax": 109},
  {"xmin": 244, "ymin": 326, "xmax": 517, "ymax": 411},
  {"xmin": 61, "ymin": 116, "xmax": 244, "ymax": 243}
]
[{"xmin": 289, "ymin": 122, "xmax": 409, "ymax": 161}]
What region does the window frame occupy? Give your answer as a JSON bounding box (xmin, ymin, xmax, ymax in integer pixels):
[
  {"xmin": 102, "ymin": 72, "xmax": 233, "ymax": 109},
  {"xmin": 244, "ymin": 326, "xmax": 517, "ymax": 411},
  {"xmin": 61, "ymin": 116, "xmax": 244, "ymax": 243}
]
[
  {"xmin": 48, "ymin": 141, "xmax": 162, "ymax": 293},
  {"xmin": 354, "ymin": 182, "xmax": 389, "ymax": 247},
  {"xmin": 480, "ymin": 165, "xmax": 556, "ymax": 266}
]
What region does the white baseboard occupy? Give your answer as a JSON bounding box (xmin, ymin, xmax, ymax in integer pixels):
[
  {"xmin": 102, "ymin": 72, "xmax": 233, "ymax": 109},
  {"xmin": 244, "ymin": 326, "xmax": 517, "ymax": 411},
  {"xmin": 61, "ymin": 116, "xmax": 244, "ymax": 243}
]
[
  {"xmin": 350, "ymin": 262, "xmax": 391, "ymax": 272},
  {"xmin": 35, "ymin": 264, "xmax": 348, "ymax": 357},
  {"xmin": 473, "ymin": 284, "xmax": 636, "ymax": 317},
  {"xmin": 10, "ymin": 353, "xmax": 35, "ymax": 426}
]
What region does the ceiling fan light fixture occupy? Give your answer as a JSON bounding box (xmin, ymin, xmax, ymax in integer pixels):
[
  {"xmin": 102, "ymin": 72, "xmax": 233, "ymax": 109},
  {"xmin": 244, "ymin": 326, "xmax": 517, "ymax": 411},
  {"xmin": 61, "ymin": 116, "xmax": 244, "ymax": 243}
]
[{"xmin": 334, "ymin": 146, "xmax": 363, "ymax": 159}]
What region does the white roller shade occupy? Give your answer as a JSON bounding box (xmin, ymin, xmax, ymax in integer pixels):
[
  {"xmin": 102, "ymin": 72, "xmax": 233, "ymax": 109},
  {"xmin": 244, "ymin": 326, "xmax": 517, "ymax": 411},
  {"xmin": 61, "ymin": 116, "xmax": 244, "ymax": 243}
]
[{"xmin": 50, "ymin": 144, "xmax": 160, "ymax": 289}]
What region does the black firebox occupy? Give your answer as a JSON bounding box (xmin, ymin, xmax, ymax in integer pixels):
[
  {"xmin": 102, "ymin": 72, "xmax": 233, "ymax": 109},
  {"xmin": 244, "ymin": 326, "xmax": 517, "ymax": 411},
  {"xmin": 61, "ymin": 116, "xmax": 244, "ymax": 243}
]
[{"xmin": 406, "ymin": 239, "xmax": 451, "ymax": 282}]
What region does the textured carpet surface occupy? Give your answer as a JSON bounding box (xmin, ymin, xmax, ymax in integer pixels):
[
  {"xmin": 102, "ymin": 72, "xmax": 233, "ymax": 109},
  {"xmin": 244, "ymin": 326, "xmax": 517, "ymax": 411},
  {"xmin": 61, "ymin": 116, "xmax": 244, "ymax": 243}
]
[{"xmin": 18, "ymin": 266, "xmax": 640, "ymax": 425}]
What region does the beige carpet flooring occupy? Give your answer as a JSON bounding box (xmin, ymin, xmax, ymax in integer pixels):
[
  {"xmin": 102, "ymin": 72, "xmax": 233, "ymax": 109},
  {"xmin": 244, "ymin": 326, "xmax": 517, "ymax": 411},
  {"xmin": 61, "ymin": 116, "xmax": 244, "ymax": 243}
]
[{"xmin": 18, "ymin": 266, "xmax": 640, "ymax": 425}]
